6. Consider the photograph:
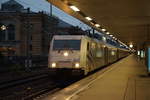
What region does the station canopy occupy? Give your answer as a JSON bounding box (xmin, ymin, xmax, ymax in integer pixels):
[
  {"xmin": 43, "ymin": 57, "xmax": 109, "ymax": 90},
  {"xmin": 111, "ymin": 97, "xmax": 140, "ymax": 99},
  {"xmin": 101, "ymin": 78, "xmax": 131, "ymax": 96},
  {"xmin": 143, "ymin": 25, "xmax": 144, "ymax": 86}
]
[{"xmin": 47, "ymin": 0, "xmax": 150, "ymax": 50}]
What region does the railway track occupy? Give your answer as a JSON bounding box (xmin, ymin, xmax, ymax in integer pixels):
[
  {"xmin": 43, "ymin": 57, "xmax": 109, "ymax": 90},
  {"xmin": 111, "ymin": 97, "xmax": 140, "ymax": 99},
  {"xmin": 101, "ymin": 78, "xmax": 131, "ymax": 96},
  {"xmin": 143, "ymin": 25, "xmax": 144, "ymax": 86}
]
[
  {"xmin": 0, "ymin": 72, "xmax": 81, "ymax": 100},
  {"xmin": 0, "ymin": 73, "xmax": 56, "ymax": 100},
  {"xmin": 0, "ymin": 74, "xmax": 48, "ymax": 90}
]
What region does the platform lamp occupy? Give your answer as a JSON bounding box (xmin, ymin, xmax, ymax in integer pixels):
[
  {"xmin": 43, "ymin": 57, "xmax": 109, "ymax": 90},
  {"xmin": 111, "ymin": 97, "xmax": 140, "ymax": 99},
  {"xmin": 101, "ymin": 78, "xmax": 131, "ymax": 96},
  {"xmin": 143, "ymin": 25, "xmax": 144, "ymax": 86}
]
[{"xmin": 129, "ymin": 43, "xmax": 133, "ymax": 48}]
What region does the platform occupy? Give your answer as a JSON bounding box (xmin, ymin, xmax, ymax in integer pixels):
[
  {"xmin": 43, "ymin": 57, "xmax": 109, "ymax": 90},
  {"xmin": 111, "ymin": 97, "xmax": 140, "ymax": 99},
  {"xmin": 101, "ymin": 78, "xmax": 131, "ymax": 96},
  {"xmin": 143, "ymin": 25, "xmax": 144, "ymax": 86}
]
[{"xmin": 38, "ymin": 55, "xmax": 150, "ymax": 100}]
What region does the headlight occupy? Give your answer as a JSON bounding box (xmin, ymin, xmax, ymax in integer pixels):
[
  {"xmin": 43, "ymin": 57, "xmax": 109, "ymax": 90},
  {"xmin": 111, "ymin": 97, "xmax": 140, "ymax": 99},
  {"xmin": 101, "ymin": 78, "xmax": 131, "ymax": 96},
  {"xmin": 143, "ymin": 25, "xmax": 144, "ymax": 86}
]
[
  {"xmin": 51, "ymin": 62, "xmax": 56, "ymax": 68},
  {"xmin": 63, "ymin": 52, "xmax": 69, "ymax": 57},
  {"xmin": 75, "ymin": 63, "xmax": 80, "ymax": 68}
]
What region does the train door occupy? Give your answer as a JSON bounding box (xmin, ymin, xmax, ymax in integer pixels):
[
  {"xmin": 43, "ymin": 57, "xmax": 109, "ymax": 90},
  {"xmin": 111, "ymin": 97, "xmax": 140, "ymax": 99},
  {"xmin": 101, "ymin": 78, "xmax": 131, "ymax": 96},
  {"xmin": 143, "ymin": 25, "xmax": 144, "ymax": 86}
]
[
  {"xmin": 104, "ymin": 46, "xmax": 108, "ymax": 65},
  {"xmin": 116, "ymin": 49, "xmax": 119, "ymax": 60},
  {"xmin": 85, "ymin": 42, "xmax": 90, "ymax": 75},
  {"xmin": 113, "ymin": 49, "xmax": 118, "ymax": 62}
]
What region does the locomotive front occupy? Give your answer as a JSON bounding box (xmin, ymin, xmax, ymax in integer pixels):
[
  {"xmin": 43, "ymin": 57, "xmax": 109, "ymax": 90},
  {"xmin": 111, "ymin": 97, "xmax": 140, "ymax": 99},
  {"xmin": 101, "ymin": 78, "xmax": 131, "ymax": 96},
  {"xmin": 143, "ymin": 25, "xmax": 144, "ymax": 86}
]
[{"xmin": 48, "ymin": 35, "xmax": 84, "ymax": 75}]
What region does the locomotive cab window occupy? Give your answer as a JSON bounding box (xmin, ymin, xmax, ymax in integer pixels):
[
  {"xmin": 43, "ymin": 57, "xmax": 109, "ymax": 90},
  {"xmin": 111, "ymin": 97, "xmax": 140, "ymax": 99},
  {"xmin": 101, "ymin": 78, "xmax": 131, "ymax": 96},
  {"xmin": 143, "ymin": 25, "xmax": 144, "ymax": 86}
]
[{"xmin": 53, "ymin": 40, "xmax": 81, "ymax": 50}]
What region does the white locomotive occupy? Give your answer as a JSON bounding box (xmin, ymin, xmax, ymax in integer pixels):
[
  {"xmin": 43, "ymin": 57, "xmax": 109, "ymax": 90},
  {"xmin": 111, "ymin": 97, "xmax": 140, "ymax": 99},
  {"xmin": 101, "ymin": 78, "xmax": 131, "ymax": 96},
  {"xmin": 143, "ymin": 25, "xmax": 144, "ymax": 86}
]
[{"xmin": 48, "ymin": 35, "xmax": 129, "ymax": 75}]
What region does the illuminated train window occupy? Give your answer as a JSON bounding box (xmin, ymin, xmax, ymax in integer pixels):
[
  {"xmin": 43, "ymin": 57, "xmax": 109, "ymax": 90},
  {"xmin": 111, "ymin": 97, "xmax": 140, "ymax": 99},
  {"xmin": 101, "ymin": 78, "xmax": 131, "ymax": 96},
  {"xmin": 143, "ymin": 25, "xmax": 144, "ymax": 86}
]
[{"xmin": 111, "ymin": 50, "xmax": 115, "ymax": 56}]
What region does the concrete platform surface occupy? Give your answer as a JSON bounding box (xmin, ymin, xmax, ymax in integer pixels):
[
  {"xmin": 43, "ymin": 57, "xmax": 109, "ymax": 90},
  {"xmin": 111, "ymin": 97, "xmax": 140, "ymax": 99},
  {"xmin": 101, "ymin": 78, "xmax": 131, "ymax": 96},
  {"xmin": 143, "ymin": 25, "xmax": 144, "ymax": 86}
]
[{"xmin": 38, "ymin": 55, "xmax": 150, "ymax": 100}]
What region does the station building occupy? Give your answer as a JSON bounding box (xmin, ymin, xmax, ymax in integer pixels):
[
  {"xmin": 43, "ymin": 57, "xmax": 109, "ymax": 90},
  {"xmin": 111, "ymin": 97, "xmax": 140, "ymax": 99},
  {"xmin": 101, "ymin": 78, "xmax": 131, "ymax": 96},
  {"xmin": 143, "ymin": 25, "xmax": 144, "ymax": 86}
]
[{"xmin": 0, "ymin": 0, "xmax": 76, "ymax": 58}]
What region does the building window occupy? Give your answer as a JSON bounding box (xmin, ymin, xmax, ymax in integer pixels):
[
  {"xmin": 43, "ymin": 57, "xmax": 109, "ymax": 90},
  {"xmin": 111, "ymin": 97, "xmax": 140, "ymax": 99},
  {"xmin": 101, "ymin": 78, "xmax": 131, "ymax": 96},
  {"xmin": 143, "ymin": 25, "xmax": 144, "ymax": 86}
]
[
  {"xmin": 30, "ymin": 44, "xmax": 32, "ymax": 51},
  {"xmin": 0, "ymin": 30, "xmax": 6, "ymax": 41},
  {"xmin": 7, "ymin": 24, "xmax": 15, "ymax": 40}
]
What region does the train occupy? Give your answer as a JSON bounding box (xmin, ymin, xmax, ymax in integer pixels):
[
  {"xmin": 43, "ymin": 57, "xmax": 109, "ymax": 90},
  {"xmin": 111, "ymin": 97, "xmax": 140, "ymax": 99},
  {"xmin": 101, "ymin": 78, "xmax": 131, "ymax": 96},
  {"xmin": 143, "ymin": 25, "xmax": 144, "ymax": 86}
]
[{"xmin": 48, "ymin": 35, "xmax": 130, "ymax": 75}]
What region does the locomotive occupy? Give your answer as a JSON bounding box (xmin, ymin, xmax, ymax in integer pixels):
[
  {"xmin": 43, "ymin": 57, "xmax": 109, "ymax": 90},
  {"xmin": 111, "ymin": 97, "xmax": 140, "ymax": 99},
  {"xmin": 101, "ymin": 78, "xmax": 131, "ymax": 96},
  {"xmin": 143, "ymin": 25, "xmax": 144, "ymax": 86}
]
[{"xmin": 48, "ymin": 35, "xmax": 129, "ymax": 75}]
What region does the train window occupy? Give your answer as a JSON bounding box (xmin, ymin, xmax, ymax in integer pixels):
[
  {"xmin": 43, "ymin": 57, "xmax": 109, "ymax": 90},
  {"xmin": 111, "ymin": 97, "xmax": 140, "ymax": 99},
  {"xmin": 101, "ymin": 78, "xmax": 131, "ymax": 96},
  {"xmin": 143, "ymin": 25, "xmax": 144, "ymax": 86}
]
[
  {"xmin": 91, "ymin": 43, "xmax": 96, "ymax": 49},
  {"xmin": 96, "ymin": 48, "xmax": 103, "ymax": 58},
  {"xmin": 53, "ymin": 40, "xmax": 81, "ymax": 50},
  {"xmin": 111, "ymin": 50, "xmax": 116, "ymax": 56}
]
